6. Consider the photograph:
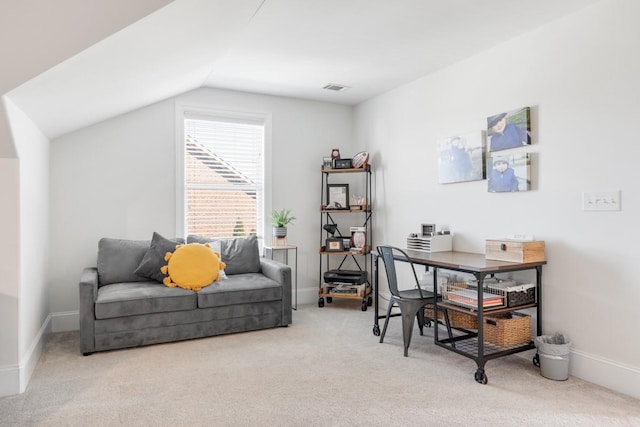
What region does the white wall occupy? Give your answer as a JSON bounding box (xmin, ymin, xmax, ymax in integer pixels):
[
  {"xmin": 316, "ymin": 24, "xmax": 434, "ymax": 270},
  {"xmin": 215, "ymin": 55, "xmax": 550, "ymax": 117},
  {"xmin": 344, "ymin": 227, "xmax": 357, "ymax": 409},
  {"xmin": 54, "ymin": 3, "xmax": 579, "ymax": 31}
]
[
  {"xmin": 50, "ymin": 87, "xmax": 353, "ymax": 315},
  {"xmin": 0, "ymin": 101, "xmax": 20, "ymax": 396},
  {"xmin": 9, "ymin": 99, "xmax": 51, "ymax": 392},
  {"xmin": 0, "ymin": 97, "xmax": 51, "ymax": 397},
  {"xmin": 356, "ymin": 0, "xmax": 640, "ymax": 398}
]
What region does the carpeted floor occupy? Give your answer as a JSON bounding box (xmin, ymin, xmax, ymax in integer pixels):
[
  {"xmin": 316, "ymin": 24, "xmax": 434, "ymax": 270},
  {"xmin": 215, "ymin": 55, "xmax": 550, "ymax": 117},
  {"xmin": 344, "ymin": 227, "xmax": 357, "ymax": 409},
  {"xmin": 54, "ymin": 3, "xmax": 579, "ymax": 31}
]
[{"xmin": 1, "ymin": 303, "xmax": 639, "ymax": 426}]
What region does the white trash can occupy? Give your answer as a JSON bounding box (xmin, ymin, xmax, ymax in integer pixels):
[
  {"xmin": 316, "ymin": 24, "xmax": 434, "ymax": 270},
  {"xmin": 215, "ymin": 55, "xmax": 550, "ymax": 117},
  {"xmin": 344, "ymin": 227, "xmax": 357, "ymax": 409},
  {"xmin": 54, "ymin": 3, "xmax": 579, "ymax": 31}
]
[{"xmin": 535, "ymin": 333, "xmax": 571, "ymax": 381}]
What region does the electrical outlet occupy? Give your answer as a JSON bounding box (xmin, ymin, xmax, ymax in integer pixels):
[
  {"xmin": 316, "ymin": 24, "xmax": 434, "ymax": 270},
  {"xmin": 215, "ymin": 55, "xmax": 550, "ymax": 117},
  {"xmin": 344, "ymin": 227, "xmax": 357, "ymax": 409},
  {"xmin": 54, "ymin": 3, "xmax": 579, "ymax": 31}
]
[{"xmin": 582, "ymin": 190, "xmax": 621, "ymax": 211}]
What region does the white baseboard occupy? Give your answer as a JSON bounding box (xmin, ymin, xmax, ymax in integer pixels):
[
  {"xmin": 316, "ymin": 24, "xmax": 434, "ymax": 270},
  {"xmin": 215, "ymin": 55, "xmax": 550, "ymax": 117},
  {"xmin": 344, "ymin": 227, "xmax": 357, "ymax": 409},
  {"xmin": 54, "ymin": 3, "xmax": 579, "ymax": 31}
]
[
  {"xmin": 19, "ymin": 313, "xmax": 52, "ymax": 393},
  {"xmin": 51, "ymin": 310, "xmax": 79, "ymax": 332},
  {"xmin": 0, "ymin": 364, "xmax": 19, "ymax": 398},
  {"xmin": 0, "ymin": 313, "xmax": 52, "ymax": 398},
  {"xmin": 570, "ymin": 349, "xmax": 640, "ymax": 400}
]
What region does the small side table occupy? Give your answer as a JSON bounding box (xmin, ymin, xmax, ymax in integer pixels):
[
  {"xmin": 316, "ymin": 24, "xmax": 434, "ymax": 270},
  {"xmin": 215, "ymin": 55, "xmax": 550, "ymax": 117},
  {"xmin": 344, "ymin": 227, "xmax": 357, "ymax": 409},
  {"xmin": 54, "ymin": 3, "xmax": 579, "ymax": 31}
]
[{"xmin": 263, "ymin": 245, "xmax": 298, "ymax": 310}]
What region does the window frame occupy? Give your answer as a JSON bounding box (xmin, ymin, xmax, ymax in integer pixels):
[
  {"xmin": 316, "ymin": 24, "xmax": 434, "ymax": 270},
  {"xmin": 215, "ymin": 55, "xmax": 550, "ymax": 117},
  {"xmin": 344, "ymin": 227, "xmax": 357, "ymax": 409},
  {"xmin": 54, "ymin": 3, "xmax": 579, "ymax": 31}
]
[{"xmin": 175, "ymin": 103, "xmax": 272, "ymax": 240}]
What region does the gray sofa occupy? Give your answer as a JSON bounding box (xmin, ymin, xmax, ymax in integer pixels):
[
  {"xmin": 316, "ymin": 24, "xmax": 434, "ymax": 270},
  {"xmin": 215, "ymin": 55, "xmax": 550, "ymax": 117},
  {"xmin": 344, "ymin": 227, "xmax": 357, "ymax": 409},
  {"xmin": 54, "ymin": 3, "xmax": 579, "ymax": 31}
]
[{"xmin": 79, "ymin": 233, "xmax": 292, "ymax": 355}]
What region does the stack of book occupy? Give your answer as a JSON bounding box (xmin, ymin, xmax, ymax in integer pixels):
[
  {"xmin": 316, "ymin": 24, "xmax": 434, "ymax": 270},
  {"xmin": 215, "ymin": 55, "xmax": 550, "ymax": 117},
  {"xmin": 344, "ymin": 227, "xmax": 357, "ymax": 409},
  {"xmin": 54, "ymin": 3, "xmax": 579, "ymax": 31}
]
[{"xmin": 445, "ymin": 288, "xmax": 504, "ymax": 309}]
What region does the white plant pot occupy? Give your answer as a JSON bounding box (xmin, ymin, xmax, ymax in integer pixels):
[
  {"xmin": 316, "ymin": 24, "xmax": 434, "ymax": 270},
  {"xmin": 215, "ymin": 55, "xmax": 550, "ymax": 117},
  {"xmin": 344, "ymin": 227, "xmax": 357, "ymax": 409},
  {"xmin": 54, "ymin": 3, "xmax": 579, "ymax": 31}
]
[{"xmin": 273, "ymin": 227, "xmax": 288, "ymax": 238}]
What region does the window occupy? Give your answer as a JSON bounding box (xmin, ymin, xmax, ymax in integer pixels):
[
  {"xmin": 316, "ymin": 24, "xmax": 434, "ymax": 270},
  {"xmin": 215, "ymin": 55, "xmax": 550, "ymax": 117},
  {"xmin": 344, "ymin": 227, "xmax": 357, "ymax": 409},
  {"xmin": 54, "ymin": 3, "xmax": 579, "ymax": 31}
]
[{"xmin": 181, "ymin": 111, "xmax": 265, "ymax": 239}]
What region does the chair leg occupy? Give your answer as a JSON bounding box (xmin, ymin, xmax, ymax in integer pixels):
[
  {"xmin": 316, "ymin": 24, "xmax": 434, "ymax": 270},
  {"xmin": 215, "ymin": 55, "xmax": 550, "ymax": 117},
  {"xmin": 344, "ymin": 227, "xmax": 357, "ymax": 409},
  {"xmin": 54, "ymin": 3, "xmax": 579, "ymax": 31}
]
[
  {"xmin": 417, "ymin": 309, "xmax": 425, "ymax": 336},
  {"xmin": 401, "ymin": 308, "xmax": 416, "ymax": 357},
  {"xmin": 380, "ymin": 299, "xmax": 395, "ymax": 343}
]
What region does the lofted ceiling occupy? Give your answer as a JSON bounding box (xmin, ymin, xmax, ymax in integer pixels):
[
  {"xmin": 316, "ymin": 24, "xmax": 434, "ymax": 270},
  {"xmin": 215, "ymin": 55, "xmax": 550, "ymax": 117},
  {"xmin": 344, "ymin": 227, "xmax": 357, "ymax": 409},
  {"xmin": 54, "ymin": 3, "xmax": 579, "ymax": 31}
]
[{"xmin": 7, "ymin": 0, "xmax": 601, "ymax": 139}]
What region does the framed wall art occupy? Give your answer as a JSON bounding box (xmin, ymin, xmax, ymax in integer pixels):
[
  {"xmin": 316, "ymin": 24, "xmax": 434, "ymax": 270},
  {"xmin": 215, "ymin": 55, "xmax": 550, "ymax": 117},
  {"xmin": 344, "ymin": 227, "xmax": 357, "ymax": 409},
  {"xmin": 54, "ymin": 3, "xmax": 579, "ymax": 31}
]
[
  {"xmin": 487, "ymin": 107, "xmax": 531, "ymax": 152},
  {"xmin": 437, "ymin": 131, "xmax": 486, "ymax": 184},
  {"xmin": 487, "ymin": 152, "xmax": 531, "ymax": 192}
]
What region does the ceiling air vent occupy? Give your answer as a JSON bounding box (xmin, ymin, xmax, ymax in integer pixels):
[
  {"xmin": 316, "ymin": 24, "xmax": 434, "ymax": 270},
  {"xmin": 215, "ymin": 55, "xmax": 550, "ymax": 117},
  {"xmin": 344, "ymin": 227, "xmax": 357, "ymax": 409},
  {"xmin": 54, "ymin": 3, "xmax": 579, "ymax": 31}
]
[{"xmin": 322, "ymin": 83, "xmax": 351, "ymax": 92}]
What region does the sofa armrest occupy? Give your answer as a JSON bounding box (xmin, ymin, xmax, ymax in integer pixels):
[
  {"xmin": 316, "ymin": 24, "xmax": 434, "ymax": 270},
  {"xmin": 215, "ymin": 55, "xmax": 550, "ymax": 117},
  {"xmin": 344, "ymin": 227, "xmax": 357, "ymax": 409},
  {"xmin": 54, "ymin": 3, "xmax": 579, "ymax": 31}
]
[
  {"xmin": 79, "ymin": 267, "xmax": 98, "ymax": 354},
  {"xmin": 260, "ymin": 258, "xmax": 292, "ymax": 325}
]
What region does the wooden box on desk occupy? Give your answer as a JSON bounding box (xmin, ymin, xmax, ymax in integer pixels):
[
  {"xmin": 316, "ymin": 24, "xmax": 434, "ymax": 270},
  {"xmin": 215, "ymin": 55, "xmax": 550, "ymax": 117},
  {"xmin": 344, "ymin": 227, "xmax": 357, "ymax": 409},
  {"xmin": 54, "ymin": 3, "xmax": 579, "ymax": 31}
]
[{"xmin": 485, "ymin": 239, "xmax": 545, "ymax": 263}]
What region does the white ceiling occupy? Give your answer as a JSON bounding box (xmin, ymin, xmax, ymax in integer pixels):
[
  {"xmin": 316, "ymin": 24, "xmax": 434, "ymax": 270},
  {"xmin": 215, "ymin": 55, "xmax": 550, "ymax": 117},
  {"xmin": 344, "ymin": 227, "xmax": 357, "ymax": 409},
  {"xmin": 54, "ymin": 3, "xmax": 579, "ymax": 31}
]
[{"xmin": 7, "ymin": 0, "xmax": 601, "ymax": 139}]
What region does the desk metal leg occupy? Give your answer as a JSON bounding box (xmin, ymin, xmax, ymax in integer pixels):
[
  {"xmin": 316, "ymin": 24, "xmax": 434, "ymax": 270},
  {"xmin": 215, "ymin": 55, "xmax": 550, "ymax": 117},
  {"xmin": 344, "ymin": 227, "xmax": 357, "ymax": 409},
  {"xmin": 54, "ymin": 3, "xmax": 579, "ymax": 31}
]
[{"xmin": 372, "ymin": 254, "xmax": 381, "ymax": 336}]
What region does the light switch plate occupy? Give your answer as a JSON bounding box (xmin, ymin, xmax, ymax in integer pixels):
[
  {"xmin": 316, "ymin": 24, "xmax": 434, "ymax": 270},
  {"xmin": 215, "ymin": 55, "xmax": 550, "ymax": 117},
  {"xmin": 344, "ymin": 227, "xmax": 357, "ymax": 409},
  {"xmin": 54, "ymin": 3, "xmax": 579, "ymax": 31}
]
[{"xmin": 582, "ymin": 190, "xmax": 621, "ymax": 211}]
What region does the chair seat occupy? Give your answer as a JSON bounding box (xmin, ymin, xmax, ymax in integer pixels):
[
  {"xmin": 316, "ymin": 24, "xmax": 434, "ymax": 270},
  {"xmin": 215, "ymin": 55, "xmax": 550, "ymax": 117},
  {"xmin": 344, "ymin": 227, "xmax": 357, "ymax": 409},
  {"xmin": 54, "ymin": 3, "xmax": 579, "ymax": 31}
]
[{"xmin": 396, "ymin": 288, "xmax": 435, "ymax": 300}]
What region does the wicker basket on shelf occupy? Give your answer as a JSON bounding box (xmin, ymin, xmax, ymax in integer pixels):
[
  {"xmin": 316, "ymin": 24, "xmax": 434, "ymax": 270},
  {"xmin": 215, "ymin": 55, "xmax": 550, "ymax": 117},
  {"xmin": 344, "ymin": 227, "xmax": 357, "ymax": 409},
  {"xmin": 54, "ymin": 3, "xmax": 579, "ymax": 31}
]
[
  {"xmin": 424, "ymin": 304, "xmax": 477, "ymax": 329},
  {"xmin": 483, "ymin": 312, "xmax": 531, "ymax": 347}
]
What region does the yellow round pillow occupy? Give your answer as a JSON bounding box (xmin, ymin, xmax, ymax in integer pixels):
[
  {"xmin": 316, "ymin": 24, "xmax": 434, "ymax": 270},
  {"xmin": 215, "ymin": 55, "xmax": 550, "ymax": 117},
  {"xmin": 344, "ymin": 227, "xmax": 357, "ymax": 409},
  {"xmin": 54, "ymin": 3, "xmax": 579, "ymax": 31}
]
[{"xmin": 160, "ymin": 243, "xmax": 226, "ymax": 291}]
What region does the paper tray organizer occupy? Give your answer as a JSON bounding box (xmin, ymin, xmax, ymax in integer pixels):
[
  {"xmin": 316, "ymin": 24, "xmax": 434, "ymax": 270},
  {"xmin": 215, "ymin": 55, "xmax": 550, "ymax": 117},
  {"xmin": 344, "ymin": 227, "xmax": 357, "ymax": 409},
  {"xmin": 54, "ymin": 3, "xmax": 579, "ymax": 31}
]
[
  {"xmin": 445, "ymin": 278, "xmax": 536, "ymax": 310},
  {"xmin": 443, "ymin": 281, "xmax": 506, "ymax": 310}
]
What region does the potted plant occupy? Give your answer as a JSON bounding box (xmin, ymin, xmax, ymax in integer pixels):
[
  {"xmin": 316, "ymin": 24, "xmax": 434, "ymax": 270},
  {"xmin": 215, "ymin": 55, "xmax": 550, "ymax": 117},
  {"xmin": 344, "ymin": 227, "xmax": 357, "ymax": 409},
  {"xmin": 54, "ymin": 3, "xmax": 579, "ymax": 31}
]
[{"xmin": 271, "ymin": 208, "xmax": 295, "ymax": 239}]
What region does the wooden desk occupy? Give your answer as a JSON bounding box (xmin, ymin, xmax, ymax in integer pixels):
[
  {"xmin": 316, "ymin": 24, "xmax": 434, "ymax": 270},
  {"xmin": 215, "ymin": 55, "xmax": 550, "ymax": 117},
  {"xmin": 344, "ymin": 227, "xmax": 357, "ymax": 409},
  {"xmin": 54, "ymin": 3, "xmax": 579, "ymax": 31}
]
[{"xmin": 372, "ymin": 249, "xmax": 546, "ymax": 384}]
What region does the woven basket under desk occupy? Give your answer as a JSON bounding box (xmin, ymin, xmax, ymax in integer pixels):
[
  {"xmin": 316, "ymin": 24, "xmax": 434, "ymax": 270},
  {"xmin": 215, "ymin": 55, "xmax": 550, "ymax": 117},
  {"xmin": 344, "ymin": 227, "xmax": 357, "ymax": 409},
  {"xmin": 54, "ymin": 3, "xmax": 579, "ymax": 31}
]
[
  {"xmin": 424, "ymin": 304, "xmax": 477, "ymax": 329},
  {"xmin": 483, "ymin": 312, "xmax": 531, "ymax": 347}
]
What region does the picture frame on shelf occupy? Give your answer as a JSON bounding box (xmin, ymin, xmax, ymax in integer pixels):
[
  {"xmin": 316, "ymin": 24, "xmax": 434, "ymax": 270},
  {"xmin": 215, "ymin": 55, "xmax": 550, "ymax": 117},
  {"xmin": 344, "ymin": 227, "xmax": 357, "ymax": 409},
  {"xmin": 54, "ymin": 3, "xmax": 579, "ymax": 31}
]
[
  {"xmin": 334, "ymin": 158, "xmax": 352, "ymax": 169},
  {"xmin": 341, "ymin": 237, "xmax": 351, "ymax": 250},
  {"xmin": 322, "ymin": 157, "xmax": 332, "ymax": 169},
  {"xmin": 325, "ymin": 237, "xmax": 344, "ymax": 252},
  {"xmin": 327, "ymin": 184, "xmax": 349, "ymax": 209}
]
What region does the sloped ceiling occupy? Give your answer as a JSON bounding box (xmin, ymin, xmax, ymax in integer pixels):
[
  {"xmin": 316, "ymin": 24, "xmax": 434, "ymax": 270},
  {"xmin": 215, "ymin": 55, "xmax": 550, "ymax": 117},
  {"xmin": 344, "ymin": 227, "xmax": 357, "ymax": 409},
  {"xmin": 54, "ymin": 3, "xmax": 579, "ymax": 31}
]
[
  {"xmin": 0, "ymin": 0, "xmax": 174, "ymax": 95},
  {"xmin": 7, "ymin": 0, "xmax": 601, "ymax": 139}
]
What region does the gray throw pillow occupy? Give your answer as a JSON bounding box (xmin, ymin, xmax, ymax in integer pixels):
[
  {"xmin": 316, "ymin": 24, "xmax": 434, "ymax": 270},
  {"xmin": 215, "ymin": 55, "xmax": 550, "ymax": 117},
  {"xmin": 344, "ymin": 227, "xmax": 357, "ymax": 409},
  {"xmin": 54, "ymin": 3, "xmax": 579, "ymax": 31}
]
[
  {"xmin": 97, "ymin": 238, "xmax": 150, "ymax": 286},
  {"xmin": 134, "ymin": 232, "xmax": 184, "ymax": 283},
  {"xmin": 186, "ymin": 235, "xmax": 260, "ymax": 275},
  {"xmin": 222, "ymin": 235, "xmax": 260, "ymax": 275}
]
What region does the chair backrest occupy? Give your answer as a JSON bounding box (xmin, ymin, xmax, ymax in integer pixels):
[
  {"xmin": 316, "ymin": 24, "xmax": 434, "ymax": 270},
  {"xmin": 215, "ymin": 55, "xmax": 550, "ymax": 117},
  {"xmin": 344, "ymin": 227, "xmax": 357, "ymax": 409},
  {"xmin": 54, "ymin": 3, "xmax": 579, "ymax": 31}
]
[{"xmin": 377, "ymin": 245, "xmax": 424, "ymax": 298}]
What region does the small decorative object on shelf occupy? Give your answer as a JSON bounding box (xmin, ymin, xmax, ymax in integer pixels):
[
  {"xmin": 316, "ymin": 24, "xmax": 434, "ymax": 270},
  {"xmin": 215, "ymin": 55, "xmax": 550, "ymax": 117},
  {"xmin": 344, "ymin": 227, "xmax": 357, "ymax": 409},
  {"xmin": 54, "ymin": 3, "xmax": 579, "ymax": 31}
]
[
  {"xmin": 322, "ymin": 157, "xmax": 332, "ymax": 169},
  {"xmin": 331, "ymin": 148, "xmax": 341, "ymax": 160},
  {"xmin": 352, "ymin": 151, "xmax": 369, "ymax": 168},
  {"xmin": 322, "ymin": 223, "xmax": 338, "ymax": 237},
  {"xmin": 350, "ymin": 194, "xmax": 365, "ymax": 210},
  {"xmin": 350, "ymin": 226, "xmax": 366, "ymax": 251}
]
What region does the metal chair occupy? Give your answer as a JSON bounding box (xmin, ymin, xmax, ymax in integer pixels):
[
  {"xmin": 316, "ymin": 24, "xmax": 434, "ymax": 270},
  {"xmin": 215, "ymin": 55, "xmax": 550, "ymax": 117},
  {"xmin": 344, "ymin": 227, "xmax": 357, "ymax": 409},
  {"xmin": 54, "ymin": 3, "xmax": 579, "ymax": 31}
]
[{"xmin": 377, "ymin": 245, "xmax": 438, "ymax": 357}]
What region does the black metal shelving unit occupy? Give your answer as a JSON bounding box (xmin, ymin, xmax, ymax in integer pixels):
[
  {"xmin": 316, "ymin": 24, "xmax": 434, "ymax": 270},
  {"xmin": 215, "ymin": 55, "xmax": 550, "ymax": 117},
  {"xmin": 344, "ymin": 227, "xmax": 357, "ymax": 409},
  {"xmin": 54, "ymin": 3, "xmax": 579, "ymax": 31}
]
[{"xmin": 318, "ymin": 165, "xmax": 373, "ymax": 311}]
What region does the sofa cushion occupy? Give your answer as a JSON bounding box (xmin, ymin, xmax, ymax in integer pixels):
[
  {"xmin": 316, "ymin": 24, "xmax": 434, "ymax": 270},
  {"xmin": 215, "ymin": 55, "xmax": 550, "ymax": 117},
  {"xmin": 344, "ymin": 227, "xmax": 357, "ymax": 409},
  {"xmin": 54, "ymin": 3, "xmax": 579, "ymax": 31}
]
[
  {"xmin": 187, "ymin": 235, "xmax": 260, "ymax": 275},
  {"xmin": 134, "ymin": 232, "xmax": 184, "ymax": 283},
  {"xmin": 95, "ymin": 282, "xmax": 197, "ymax": 319},
  {"xmin": 196, "ymin": 273, "xmax": 282, "ymax": 308},
  {"xmin": 97, "ymin": 238, "xmax": 150, "ymax": 286}
]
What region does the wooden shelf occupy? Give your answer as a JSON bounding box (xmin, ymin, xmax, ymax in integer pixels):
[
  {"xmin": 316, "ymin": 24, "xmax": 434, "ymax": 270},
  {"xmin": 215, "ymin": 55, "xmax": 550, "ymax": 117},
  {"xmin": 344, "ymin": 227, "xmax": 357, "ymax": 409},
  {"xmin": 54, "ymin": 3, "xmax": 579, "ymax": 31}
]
[
  {"xmin": 321, "ymin": 204, "xmax": 370, "ymax": 213},
  {"xmin": 321, "ymin": 166, "xmax": 369, "ymax": 173},
  {"xmin": 318, "ymin": 286, "xmax": 371, "ymax": 299},
  {"xmin": 320, "ymin": 246, "xmax": 370, "ymax": 256},
  {"xmin": 438, "ymin": 301, "xmax": 537, "ymax": 315}
]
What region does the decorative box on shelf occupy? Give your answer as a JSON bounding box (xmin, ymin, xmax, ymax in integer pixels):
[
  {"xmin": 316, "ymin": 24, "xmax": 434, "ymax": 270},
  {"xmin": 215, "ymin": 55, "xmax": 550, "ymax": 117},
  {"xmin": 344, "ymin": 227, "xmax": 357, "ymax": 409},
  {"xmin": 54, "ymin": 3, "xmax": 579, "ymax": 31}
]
[{"xmin": 485, "ymin": 239, "xmax": 545, "ymax": 263}]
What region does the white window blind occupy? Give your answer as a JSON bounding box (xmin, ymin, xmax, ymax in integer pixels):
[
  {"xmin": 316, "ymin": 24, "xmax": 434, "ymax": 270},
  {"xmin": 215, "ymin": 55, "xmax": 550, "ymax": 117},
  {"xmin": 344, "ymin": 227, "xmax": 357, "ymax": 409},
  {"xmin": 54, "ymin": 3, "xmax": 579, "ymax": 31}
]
[{"xmin": 184, "ymin": 114, "xmax": 264, "ymax": 239}]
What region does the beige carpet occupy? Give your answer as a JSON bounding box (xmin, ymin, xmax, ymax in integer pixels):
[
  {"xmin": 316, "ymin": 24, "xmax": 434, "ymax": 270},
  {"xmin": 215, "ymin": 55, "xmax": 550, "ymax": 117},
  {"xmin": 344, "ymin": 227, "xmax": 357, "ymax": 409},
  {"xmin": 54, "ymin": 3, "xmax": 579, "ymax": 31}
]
[{"xmin": 1, "ymin": 303, "xmax": 639, "ymax": 426}]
